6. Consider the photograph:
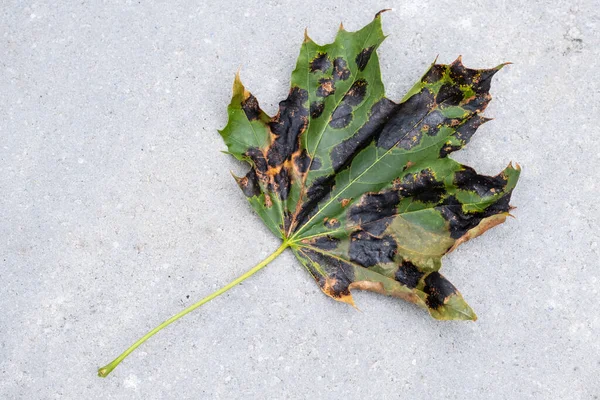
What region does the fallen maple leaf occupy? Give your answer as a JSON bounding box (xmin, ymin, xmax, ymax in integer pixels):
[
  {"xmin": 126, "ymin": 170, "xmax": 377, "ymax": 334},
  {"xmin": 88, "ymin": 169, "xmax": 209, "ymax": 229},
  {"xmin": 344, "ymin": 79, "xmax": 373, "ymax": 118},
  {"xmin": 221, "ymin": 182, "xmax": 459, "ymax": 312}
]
[{"xmin": 99, "ymin": 10, "xmax": 520, "ymax": 377}]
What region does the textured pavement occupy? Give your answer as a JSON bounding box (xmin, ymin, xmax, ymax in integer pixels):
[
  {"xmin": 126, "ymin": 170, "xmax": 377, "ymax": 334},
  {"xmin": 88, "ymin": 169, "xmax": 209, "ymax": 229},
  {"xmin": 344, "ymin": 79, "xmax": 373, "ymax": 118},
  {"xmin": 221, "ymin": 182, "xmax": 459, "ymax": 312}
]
[{"xmin": 1, "ymin": 1, "xmax": 599, "ymax": 399}]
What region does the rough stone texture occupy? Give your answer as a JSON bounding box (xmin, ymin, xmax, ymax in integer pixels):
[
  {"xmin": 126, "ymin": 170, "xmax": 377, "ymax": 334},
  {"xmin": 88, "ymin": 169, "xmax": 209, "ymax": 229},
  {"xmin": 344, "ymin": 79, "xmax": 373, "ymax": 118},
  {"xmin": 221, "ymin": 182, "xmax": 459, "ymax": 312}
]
[{"xmin": 1, "ymin": 1, "xmax": 598, "ymax": 399}]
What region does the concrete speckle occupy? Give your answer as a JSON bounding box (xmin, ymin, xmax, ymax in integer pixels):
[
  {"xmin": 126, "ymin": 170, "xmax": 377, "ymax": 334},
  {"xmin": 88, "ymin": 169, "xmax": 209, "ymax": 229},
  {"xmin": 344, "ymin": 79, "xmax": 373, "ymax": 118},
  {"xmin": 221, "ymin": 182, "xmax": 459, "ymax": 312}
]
[{"xmin": 1, "ymin": 1, "xmax": 599, "ymax": 399}]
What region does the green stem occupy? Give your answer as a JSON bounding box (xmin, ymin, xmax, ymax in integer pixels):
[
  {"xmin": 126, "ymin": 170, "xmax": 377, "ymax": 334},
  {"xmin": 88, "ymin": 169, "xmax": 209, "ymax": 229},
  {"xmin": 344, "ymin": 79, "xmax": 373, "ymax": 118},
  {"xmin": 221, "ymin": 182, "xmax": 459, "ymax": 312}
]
[{"xmin": 98, "ymin": 241, "xmax": 289, "ymax": 378}]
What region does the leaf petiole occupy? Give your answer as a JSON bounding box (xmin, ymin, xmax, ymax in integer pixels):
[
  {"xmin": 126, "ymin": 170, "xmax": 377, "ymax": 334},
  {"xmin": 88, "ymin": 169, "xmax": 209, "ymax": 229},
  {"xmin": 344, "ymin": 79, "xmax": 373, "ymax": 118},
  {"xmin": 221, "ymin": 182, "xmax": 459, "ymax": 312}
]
[{"xmin": 98, "ymin": 240, "xmax": 290, "ymax": 378}]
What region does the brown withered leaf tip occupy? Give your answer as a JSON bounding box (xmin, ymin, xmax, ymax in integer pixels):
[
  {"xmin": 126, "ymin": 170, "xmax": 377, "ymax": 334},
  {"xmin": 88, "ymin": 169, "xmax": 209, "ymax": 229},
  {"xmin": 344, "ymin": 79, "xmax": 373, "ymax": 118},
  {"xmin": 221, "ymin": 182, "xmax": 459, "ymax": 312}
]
[{"xmin": 219, "ymin": 11, "xmax": 520, "ymax": 320}]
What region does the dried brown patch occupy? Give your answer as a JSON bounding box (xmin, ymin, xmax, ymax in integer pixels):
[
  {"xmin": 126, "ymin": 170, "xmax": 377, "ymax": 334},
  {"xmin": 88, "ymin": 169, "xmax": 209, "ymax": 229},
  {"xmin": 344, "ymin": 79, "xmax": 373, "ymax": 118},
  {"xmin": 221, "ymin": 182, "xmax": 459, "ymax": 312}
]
[
  {"xmin": 323, "ymin": 278, "xmax": 355, "ymax": 307},
  {"xmin": 447, "ymin": 213, "xmax": 508, "ymax": 253},
  {"xmin": 461, "ymin": 95, "xmax": 477, "ymax": 105},
  {"xmin": 264, "ymin": 193, "xmax": 273, "ymax": 208},
  {"xmin": 349, "ymin": 281, "xmax": 420, "ymax": 304},
  {"xmin": 325, "ymin": 218, "xmax": 340, "ymax": 229}
]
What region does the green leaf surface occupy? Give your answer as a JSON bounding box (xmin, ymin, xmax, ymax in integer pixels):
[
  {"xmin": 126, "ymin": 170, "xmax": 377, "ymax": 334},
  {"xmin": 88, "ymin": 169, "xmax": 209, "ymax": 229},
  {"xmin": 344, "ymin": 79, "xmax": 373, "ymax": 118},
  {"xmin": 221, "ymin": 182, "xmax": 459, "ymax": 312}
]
[{"xmin": 219, "ymin": 11, "xmax": 520, "ymax": 320}]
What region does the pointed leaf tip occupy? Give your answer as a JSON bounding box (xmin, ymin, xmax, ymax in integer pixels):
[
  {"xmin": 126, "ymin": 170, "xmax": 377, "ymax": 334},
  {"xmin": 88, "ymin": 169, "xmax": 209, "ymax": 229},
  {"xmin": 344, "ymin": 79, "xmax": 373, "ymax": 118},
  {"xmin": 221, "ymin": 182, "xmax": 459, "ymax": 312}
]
[
  {"xmin": 232, "ymin": 69, "xmax": 245, "ymax": 95},
  {"xmin": 509, "ymin": 161, "xmax": 522, "ymax": 171},
  {"xmin": 375, "ymin": 8, "xmax": 392, "ymax": 18},
  {"xmin": 453, "ymin": 55, "xmax": 464, "ymax": 65},
  {"xmin": 303, "ymin": 27, "xmax": 312, "ymax": 43}
]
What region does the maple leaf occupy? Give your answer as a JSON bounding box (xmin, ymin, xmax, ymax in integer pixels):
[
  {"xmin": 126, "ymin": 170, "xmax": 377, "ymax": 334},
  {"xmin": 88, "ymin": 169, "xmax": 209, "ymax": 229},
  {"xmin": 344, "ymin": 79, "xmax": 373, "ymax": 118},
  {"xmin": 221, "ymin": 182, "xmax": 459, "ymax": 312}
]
[
  {"xmin": 98, "ymin": 11, "xmax": 520, "ymax": 377},
  {"xmin": 219, "ymin": 11, "xmax": 520, "ymax": 320}
]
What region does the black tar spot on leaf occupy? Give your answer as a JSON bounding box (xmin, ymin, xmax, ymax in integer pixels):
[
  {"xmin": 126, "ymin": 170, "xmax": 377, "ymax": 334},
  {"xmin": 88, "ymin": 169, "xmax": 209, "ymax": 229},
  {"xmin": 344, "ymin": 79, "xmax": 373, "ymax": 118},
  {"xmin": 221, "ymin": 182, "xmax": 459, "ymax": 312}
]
[
  {"xmin": 310, "ymin": 235, "xmax": 340, "ymax": 251},
  {"xmin": 349, "ymin": 231, "xmax": 397, "ymax": 267},
  {"xmin": 395, "ymin": 260, "xmax": 424, "ymax": 288},
  {"xmin": 349, "ymin": 190, "xmax": 400, "ymax": 236},
  {"xmin": 238, "ymin": 169, "xmax": 261, "ymax": 198},
  {"xmin": 395, "ymin": 168, "xmax": 446, "ymax": 203},
  {"xmin": 267, "ymin": 87, "xmax": 308, "ymax": 167},
  {"xmin": 310, "ymin": 52, "xmax": 331, "ymax": 73},
  {"xmin": 454, "ymin": 166, "xmax": 507, "ymax": 197},
  {"xmin": 438, "ymin": 194, "xmax": 511, "ymax": 239},
  {"xmin": 333, "ymin": 57, "xmax": 351, "ymax": 81},
  {"xmin": 356, "ymin": 46, "xmax": 375, "ymax": 71},
  {"xmin": 241, "ymin": 94, "xmax": 260, "ymax": 121},
  {"xmin": 329, "ymin": 104, "xmax": 353, "ymax": 129},
  {"xmin": 310, "ymin": 101, "xmax": 325, "ymax": 119},
  {"xmin": 424, "ymin": 272, "xmax": 458, "ymax": 309},
  {"xmin": 316, "ymin": 78, "xmax": 335, "ymax": 98}
]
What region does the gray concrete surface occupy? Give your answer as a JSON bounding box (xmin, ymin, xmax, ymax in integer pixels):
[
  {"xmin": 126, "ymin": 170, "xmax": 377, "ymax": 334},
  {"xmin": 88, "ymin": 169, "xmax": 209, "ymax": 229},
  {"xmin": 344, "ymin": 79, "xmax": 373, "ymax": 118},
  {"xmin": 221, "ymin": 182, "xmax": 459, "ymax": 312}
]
[{"xmin": 1, "ymin": 1, "xmax": 599, "ymax": 399}]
